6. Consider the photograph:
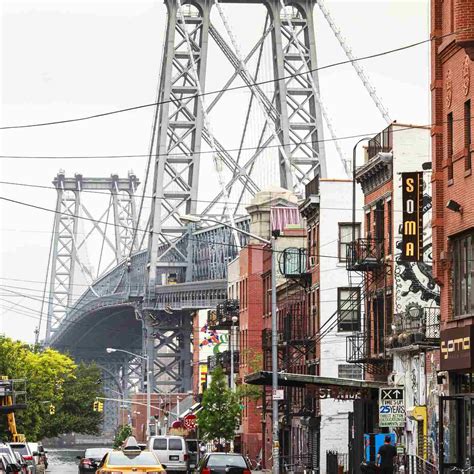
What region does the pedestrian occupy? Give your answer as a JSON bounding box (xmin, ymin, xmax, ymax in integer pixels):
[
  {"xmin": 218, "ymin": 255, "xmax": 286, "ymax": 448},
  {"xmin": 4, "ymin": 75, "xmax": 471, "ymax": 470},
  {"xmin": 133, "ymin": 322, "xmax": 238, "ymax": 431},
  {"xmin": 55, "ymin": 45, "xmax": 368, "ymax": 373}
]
[{"xmin": 376, "ymin": 435, "xmax": 397, "ymax": 473}]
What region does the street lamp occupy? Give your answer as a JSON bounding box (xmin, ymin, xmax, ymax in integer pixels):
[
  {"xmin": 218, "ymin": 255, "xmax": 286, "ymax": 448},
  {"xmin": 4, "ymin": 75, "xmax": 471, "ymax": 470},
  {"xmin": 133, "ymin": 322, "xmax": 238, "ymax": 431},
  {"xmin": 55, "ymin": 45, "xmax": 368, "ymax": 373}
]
[
  {"xmin": 352, "ymin": 138, "xmax": 373, "ymax": 248},
  {"xmin": 178, "ymin": 214, "xmax": 280, "ymax": 474},
  {"xmin": 106, "ymin": 347, "xmax": 152, "ymax": 439}
]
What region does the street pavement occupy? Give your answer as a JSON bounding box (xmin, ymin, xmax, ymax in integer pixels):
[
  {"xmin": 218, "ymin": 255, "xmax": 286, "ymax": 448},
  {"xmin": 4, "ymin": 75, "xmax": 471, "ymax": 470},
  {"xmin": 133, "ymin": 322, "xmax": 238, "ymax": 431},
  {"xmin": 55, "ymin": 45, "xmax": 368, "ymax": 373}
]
[{"xmin": 45, "ymin": 449, "xmax": 83, "ymax": 474}]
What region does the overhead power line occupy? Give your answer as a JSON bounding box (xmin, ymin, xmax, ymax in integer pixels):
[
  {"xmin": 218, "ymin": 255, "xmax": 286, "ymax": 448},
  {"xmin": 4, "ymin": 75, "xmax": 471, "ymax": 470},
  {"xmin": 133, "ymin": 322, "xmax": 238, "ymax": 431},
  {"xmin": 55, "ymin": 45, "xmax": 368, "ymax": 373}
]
[
  {"xmin": 0, "ymin": 112, "xmax": 471, "ymax": 160},
  {"xmin": 0, "ymin": 30, "xmax": 461, "ymax": 132}
]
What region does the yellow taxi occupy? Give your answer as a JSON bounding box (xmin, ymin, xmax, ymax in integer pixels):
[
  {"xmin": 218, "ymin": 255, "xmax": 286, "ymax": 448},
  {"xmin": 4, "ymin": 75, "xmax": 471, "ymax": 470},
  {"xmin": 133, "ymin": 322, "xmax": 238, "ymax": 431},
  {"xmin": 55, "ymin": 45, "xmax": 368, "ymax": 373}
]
[{"xmin": 96, "ymin": 437, "xmax": 166, "ymax": 474}]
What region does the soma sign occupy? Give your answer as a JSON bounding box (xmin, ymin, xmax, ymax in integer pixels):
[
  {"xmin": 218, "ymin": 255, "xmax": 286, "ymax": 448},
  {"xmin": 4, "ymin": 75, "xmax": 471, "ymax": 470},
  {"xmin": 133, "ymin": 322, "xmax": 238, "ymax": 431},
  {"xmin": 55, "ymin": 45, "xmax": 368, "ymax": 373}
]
[{"xmin": 401, "ymin": 172, "xmax": 423, "ymax": 261}]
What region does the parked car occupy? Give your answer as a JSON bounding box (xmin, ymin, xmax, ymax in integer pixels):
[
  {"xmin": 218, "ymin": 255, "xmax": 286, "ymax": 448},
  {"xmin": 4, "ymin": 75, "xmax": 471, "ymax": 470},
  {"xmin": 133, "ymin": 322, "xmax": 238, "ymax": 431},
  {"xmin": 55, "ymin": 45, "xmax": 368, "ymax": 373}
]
[
  {"xmin": 0, "ymin": 452, "xmax": 22, "ymax": 473},
  {"xmin": 77, "ymin": 448, "xmax": 112, "ymax": 474},
  {"xmin": 27, "ymin": 444, "xmax": 47, "ymax": 473},
  {"xmin": 0, "ymin": 444, "xmax": 23, "ymax": 473},
  {"xmin": 148, "ymin": 435, "xmax": 188, "ymax": 473},
  {"xmin": 12, "ymin": 452, "xmax": 30, "ymax": 474},
  {"xmin": 8, "ymin": 444, "xmax": 35, "ymax": 474},
  {"xmin": 196, "ymin": 453, "xmax": 251, "ymax": 474},
  {"xmin": 28, "ymin": 443, "xmax": 48, "ymax": 471}
]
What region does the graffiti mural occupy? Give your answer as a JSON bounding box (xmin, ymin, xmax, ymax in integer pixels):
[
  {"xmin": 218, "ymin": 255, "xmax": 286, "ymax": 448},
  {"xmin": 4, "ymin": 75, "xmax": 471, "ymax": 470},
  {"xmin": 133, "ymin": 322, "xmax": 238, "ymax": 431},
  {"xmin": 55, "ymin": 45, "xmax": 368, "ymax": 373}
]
[{"xmin": 394, "ymin": 170, "xmax": 440, "ymax": 314}]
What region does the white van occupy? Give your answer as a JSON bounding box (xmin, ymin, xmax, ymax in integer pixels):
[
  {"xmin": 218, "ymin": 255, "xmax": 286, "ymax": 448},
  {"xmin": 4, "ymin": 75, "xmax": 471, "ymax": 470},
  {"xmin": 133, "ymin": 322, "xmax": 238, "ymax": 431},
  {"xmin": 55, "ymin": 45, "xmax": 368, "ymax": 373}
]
[{"xmin": 148, "ymin": 435, "xmax": 188, "ymax": 473}]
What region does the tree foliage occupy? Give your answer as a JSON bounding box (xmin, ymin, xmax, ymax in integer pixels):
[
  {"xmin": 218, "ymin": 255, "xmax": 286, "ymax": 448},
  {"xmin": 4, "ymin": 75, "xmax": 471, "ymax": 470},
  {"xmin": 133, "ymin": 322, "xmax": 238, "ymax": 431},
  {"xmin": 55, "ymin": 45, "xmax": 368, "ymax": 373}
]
[
  {"xmin": 114, "ymin": 424, "xmax": 133, "ymax": 448},
  {"xmin": 197, "ymin": 367, "xmax": 241, "ymax": 443},
  {"xmin": 0, "ymin": 336, "xmax": 103, "ymax": 440}
]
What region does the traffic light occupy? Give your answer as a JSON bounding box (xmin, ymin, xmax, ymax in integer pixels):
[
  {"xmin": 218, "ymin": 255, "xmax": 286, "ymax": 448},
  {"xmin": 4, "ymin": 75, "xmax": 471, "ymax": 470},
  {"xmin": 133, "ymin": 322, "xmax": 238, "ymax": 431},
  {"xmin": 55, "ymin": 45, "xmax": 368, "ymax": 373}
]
[
  {"xmin": 49, "ymin": 404, "xmax": 55, "ymax": 415},
  {"xmin": 93, "ymin": 400, "xmax": 99, "ymax": 412},
  {"xmin": 97, "ymin": 401, "xmax": 104, "ymax": 413}
]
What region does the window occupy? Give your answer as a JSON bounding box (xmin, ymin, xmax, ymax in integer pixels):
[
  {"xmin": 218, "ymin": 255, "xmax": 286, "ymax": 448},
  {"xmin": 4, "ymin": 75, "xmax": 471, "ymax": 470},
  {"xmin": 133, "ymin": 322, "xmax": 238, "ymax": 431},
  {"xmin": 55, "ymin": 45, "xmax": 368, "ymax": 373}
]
[
  {"xmin": 153, "ymin": 439, "xmax": 167, "ymax": 450},
  {"xmin": 338, "ymin": 364, "xmax": 363, "ymax": 380},
  {"xmin": 169, "ymin": 439, "xmax": 183, "ymax": 450},
  {"xmin": 338, "ymin": 223, "xmax": 360, "ymax": 262},
  {"xmin": 465, "ymin": 100, "xmax": 471, "ymax": 171},
  {"xmin": 337, "ymin": 287, "xmax": 361, "ymax": 331},
  {"xmin": 448, "ymin": 112, "xmax": 454, "ymax": 181},
  {"xmin": 452, "ymin": 231, "xmax": 474, "ymax": 317}
]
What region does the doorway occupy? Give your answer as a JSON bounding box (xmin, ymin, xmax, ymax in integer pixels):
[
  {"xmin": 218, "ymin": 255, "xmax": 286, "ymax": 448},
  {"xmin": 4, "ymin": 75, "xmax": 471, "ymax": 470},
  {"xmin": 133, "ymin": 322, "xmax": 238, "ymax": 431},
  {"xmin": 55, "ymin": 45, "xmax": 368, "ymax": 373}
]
[{"xmin": 439, "ymin": 395, "xmax": 474, "ymax": 472}]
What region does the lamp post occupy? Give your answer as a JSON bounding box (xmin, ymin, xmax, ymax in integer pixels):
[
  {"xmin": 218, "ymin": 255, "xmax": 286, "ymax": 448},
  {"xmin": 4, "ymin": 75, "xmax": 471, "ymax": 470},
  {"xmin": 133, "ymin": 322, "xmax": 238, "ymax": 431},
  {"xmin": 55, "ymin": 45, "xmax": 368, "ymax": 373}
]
[
  {"xmin": 106, "ymin": 347, "xmax": 151, "ymax": 439},
  {"xmin": 179, "ymin": 214, "xmax": 279, "ymax": 474},
  {"xmin": 352, "ymin": 138, "xmax": 373, "ymax": 248}
]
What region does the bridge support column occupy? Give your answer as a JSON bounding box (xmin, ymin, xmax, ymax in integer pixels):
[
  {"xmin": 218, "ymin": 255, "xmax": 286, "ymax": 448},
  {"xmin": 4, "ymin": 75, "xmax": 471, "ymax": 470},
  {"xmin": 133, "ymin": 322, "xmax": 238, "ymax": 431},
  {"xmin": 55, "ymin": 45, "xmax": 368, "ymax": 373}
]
[{"xmin": 144, "ymin": 311, "xmax": 193, "ymax": 393}]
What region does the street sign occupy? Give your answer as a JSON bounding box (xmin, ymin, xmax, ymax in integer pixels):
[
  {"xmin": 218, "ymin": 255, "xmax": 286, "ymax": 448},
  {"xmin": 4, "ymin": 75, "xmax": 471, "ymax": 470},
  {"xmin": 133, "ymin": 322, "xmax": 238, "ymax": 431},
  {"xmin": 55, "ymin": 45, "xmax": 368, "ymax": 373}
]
[
  {"xmin": 273, "ymin": 389, "xmax": 284, "ymax": 400},
  {"xmin": 183, "ymin": 413, "xmax": 197, "ymax": 430},
  {"xmin": 379, "ymin": 388, "xmax": 405, "ymax": 428}
]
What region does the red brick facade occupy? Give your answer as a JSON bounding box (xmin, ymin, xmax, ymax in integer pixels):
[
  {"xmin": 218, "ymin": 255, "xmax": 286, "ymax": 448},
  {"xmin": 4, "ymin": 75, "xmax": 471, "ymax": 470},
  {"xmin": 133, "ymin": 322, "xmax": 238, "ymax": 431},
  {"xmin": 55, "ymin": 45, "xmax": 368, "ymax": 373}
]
[
  {"xmin": 431, "ymin": 0, "xmax": 474, "ymax": 330},
  {"xmin": 237, "ymin": 244, "xmax": 267, "ymax": 461}
]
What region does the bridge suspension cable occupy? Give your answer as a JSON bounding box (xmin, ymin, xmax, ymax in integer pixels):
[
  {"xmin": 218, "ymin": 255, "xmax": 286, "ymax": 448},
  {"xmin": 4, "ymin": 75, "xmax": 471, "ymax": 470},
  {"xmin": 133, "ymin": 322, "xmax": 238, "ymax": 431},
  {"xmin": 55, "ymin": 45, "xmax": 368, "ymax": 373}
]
[
  {"xmin": 316, "ymin": 0, "xmax": 391, "ymax": 124},
  {"xmin": 279, "ymin": 1, "xmax": 350, "ymax": 176},
  {"xmin": 213, "ymin": 0, "xmax": 297, "ymax": 190}
]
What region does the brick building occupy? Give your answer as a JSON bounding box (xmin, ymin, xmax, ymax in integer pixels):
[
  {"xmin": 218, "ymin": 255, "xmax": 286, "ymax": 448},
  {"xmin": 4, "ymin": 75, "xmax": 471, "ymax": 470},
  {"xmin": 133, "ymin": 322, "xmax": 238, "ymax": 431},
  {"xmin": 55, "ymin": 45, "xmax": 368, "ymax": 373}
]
[
  {"xmin": 347, "ymin": 123, "xmax": 441, "ymax": 464},
  {"xmin": 431, "ymin": 0, "xmax": 474, "ymax": 469},
  {"xmin": 233, "ymin": 186, "xmax": 305, "ymax": 464}
]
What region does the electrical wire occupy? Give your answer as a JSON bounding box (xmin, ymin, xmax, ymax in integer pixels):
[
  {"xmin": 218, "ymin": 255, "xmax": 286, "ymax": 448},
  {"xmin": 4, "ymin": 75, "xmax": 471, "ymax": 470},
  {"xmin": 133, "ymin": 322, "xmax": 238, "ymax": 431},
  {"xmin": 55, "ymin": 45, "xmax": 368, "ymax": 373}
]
[
  {"xmin": 0, "ymin": 30, "xmax": 452, "ymax": 131},
  {"xmin": 1, "ymin": 110, "xmax": 472, "ymax": 160}
]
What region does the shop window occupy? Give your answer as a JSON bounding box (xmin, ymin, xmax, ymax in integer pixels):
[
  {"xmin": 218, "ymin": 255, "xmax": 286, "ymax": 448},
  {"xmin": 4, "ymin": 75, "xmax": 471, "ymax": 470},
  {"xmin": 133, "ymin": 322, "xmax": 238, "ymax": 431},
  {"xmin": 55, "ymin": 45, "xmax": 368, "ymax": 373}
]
[
  {"xmin": 338, "ymin": 223, "xmax": 360, "ymax": 262},
  {"xmin": 448, "ymin": 112, "xmax": 454, "ymax": 181},
  {"xmin": 465, "ymin": 100, "xmax": 472, "ymax": 171},
  {"xmin": 338, "ymin": 364, "xmax": 362, "ymax": 379},
  {"xmin": 337, "ymin": 287, "xmax": 361, "ymax": 332},
  {"xmin": 452, "ymin": 231, "xmax": 474, "ymax": 317}
]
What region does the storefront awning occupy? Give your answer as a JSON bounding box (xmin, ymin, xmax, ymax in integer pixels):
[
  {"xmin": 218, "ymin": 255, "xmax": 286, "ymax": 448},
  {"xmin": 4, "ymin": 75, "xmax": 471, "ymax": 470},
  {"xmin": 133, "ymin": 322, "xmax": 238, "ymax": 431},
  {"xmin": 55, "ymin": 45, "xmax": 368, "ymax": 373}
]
[{"xmin": 245, "ymin": 371, "xmax": 382, "ymax": 390}]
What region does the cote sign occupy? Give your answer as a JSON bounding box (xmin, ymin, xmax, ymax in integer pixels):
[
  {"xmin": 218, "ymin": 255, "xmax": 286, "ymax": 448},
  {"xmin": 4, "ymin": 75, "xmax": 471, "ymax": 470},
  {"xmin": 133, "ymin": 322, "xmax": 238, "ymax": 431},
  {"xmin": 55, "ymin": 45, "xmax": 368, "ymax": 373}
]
[
  {"xmin": 379, "ymin": 388, "xmax": 405, "ymax": 428},
  {"xmin": 440, "ymin": 325, "xmax": 474, "ymax": 371}
]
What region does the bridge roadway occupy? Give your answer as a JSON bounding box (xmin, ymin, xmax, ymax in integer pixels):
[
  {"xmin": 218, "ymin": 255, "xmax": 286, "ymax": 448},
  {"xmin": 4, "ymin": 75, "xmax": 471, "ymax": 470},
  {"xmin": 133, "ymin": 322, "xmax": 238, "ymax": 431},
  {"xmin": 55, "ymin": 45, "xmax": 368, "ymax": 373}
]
[{"xmin": 49, "ymin": 248, "xmax": 229, "ymax": 392}]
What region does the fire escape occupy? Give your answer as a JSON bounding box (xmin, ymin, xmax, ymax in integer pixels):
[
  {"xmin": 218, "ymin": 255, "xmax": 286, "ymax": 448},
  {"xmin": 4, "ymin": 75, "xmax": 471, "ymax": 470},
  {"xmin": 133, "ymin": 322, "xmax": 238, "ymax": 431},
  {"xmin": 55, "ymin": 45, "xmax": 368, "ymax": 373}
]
[
  {"xmin": 345, "ymin": 126, "xmax": 394, "ymax": 376},
  {"xmin": 207, "ymin": 300, "xmax": 240, "ymax": 377},
  {"xmin": 262, "ymin": 248, "xmax": 318, "ymax": 469}
]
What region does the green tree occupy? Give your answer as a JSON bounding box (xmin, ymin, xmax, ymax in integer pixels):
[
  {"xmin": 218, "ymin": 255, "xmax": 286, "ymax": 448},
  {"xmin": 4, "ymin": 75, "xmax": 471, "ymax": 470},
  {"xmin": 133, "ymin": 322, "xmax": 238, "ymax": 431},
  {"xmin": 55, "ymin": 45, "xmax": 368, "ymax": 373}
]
[
  {"xmin": 197, "ymin": 367, "xmax": 241, "ymax": 444},
  {"xmin": 0, "ymin": 336, "xmax": 103, "ymax": 440},
  {"xmin": 40, "ymin": 363, "xmax": 104, "ymax": 438},
  {"xmin": 114, "ymin": 424, "xmax": 133, "ymax": 448}
]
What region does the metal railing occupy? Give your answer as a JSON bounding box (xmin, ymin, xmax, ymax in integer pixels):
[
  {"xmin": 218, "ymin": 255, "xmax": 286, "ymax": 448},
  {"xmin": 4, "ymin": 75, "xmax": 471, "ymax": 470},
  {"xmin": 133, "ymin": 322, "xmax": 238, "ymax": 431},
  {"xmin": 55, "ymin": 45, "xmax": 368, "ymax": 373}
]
[
  {"xmin": 402, "ymin": 454, "xmax": 438, "ymax": 473},
  {"xmin": 386, "ymin": 307, "xmax": 440, "ymax": 349},
  {"xmin": 346, "ymin": 333, "xmax": 370, "ymax": 363},
  {"xmin": 346, "ymin": 238, "xmax": 384, "ymax": 271},
  {"xmin": 367, "ymin": 124, "xmax": 392, "ymax": 160}
]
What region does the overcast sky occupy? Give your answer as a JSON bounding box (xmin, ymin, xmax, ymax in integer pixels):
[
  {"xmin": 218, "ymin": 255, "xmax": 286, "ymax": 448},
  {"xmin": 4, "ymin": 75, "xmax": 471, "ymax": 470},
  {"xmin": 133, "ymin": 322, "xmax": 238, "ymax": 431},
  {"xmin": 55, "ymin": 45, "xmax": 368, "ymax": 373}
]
[{"xmin": 0, "ymin": 0, "xmax": 430, "ymax": 343}]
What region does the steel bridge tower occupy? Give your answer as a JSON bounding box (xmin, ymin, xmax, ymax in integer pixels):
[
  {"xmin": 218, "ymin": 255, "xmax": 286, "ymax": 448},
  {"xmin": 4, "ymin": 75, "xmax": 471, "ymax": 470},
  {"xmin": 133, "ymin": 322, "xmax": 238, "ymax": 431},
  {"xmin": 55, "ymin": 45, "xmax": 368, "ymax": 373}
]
[
  {"xmin": 143, "ymin": 0, "xmax": 327, "ymax": 394},
  {"xmin": 45, "ymin": 172, "xmax": 139, "ymax": 342}
]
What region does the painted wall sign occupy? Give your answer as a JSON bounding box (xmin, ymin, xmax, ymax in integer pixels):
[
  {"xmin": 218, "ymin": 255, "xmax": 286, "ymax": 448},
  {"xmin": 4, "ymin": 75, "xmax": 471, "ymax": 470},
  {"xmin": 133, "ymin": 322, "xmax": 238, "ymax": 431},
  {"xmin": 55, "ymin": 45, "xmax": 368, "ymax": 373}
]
[
  {"xmin": 401, "ymin": 172, "xmax": 423, "ymax": 262},
  {"xmin": 440, "ymin": 325, "xmax": 474, "ymax": 371}
]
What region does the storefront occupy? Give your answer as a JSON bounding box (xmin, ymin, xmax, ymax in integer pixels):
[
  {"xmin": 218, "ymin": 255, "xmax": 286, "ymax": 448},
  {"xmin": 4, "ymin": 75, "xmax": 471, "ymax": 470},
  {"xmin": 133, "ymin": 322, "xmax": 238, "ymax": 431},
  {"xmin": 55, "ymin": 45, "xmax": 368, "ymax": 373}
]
[{"xmin": 439, "ymin": 325, "xmax": 474, "ymax": 472}]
